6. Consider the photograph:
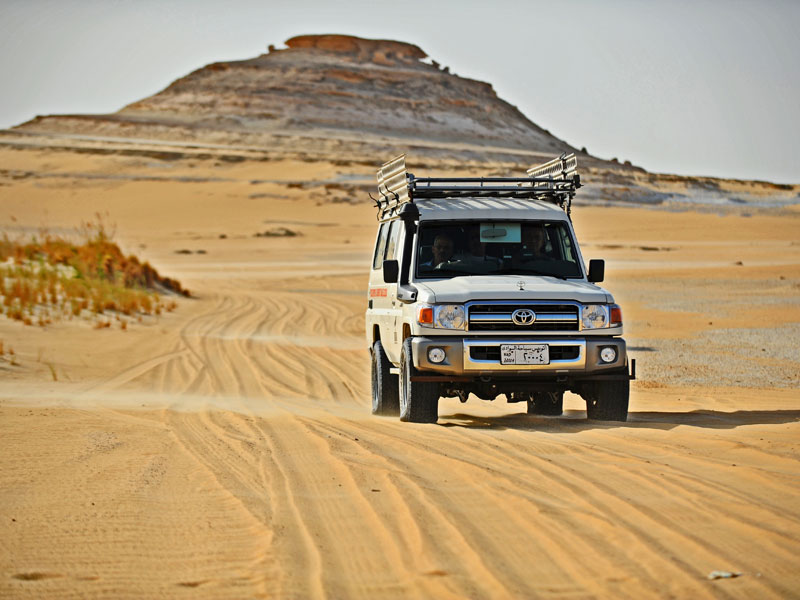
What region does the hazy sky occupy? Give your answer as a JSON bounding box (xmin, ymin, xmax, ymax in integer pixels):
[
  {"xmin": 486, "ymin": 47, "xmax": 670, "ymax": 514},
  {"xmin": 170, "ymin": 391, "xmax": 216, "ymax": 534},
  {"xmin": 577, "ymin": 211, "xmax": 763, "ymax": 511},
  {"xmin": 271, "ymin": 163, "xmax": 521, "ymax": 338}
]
[{"xmin": 1, "ymin": 0, "xmax": 798, "ymax": 183}]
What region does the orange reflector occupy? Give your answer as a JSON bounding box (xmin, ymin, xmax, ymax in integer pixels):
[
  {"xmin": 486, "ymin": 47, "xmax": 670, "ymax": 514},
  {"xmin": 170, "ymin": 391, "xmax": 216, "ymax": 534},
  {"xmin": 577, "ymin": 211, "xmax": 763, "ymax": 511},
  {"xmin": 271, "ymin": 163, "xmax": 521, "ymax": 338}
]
[
  {"xmin": 418, "ymin": 307, "xmax": 433, "ymax": 324},
  {"xmin": 610, "ymin": 306, "xmax": 623, "ymax": 325}
]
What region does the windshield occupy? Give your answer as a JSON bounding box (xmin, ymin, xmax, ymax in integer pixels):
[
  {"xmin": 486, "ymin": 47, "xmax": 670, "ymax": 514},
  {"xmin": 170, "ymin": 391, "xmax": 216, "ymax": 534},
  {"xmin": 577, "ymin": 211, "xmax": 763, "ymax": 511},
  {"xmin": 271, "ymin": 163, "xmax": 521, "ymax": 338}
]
[{"xmin": 415, "ymin": 220, "xmax": 583, "ymax": 279}]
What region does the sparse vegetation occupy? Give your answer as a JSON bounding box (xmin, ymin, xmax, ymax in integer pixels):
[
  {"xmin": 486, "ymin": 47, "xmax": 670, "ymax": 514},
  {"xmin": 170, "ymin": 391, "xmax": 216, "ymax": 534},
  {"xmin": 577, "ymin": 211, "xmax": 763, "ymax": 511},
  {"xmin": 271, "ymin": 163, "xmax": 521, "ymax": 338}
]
[
  {"xmin": 0, "ymin": 342, "xmax": 18, "ymax": 366},
  {"xmin": 0, "ymin": 215, "xmax": 189, "ymax": 329}
]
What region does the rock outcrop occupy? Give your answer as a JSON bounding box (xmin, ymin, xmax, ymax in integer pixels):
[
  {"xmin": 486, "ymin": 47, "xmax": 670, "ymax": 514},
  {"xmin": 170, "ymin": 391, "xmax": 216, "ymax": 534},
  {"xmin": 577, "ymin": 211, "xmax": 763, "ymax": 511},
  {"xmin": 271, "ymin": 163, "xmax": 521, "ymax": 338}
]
[
  {"xmin": 8, "ymin": 35, "xmax": 796, "ymax": 207},
  {"xmin": 285, "ymin": 34, "xmax": 427, "ymax": 65},
  {"xmin": 16, "ymin": 34, "xmax": 575, "ymax": 163}
]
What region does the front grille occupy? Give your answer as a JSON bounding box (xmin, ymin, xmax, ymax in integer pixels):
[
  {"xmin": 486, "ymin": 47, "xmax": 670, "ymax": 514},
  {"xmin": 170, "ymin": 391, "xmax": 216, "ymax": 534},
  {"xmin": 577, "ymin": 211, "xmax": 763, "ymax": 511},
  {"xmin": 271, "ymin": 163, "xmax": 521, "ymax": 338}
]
[
  {"xmin": 468, "ymin": 303, "xmax": 579, "ymax": 332},
  {"xmin": 469, "ymin": 345, "xmax": 581, "ymax": 362}
]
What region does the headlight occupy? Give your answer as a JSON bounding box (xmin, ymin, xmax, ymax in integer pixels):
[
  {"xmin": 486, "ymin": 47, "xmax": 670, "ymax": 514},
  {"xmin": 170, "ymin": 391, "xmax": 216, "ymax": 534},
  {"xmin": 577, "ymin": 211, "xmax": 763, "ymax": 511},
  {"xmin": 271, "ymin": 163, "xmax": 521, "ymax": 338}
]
[
  {"xmin": 434, "ymin": 305, "xmax": 466, "ymax": 329},
  {"xmin": 581, "ymin": 304, "xmax": 609, "ymax": 329},
  {"xmin": 418, "ymin": 304, "xmax": 466, "ymax": 329}
]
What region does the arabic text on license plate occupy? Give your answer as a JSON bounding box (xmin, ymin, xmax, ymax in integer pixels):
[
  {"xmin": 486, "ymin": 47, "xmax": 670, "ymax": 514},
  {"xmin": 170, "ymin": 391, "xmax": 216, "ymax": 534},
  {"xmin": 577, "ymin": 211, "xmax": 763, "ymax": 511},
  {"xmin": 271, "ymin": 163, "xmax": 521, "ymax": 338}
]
[{"xmin": 500, "ymin": 344, "xmax": 549, "ymax": 365}]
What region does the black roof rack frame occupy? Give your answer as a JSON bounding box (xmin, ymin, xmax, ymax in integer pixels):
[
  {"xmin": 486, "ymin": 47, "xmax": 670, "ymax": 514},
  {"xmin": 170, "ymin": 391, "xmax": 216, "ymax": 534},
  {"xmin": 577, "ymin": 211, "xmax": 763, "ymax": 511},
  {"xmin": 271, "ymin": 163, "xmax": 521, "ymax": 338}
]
[{"xmin": 374, "ymin": 153, "xmax": 581, "ymax": 221}]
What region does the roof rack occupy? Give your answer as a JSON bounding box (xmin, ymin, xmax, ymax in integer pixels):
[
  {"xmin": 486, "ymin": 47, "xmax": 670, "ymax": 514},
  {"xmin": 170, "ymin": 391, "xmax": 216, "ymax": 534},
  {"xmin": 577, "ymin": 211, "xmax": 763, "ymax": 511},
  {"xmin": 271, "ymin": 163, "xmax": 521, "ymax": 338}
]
[{"xmin": 374, "ymin": 153, "xmax": 581, "ymax": 220}]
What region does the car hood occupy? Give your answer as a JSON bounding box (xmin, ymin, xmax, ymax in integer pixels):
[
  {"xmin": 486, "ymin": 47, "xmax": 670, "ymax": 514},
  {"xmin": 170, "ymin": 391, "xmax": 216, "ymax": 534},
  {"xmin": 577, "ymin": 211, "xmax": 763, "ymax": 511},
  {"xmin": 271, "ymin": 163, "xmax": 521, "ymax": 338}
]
[{"xmin": 415, "ymin": 275, "xmax": 612, "ymax": 304}]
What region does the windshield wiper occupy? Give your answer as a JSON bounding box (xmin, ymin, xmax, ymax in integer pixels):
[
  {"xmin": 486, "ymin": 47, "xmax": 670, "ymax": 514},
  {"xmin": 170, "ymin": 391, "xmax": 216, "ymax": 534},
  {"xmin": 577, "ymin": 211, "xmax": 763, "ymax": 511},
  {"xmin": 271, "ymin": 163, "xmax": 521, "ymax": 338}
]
[
  {"xmin": 492, "ymin": 267, "xmax": 568, "ymax": 280},
  {"xmin": 420, "ymin": 268, "xmax": 470, "ymax": 277}
]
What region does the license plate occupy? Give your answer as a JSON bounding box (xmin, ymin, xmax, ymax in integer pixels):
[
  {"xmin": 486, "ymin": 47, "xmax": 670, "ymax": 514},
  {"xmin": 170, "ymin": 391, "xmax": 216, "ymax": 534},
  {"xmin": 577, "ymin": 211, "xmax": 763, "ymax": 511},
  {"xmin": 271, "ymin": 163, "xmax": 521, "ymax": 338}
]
[{"xmin": 500, "ymin": 344, "xmax": 549, "ymax": 365}]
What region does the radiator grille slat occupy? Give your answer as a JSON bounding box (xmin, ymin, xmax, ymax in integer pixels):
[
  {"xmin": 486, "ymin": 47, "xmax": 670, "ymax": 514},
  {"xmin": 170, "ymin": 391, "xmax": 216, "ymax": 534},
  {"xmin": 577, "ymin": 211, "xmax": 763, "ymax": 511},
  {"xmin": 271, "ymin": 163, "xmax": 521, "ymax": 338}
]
[{"xmin": 467, "ymin": 303, "xmax": 579, "ymax": 332}]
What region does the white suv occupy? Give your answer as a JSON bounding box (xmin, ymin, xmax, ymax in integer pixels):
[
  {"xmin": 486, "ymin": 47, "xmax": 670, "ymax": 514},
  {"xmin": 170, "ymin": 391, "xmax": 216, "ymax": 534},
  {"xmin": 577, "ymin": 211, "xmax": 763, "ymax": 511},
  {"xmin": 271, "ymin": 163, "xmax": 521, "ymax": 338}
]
[{"xmin": 366, "ymin": 154, "xmax": 634, "ymax": 423}]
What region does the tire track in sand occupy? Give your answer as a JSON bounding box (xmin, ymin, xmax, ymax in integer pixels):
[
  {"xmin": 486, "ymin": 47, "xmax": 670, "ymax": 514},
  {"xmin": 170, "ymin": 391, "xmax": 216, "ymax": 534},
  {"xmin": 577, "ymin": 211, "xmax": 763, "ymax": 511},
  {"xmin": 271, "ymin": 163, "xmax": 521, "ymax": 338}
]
[{"xmin": 58, "ymin": 269, "xmax": 799, "ymax": 598}]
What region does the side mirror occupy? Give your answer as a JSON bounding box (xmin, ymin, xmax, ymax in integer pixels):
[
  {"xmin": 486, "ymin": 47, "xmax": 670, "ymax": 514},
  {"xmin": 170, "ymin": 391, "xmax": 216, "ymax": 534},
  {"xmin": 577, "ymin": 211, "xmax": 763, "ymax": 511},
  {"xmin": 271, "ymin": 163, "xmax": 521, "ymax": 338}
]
[
  {"xmin": 588, "ymin": 259, "xmax": 605, "ymax": 283},
  {"xmin": 382, "ymin": 259, "xmax": 399, "ymax": 283}
]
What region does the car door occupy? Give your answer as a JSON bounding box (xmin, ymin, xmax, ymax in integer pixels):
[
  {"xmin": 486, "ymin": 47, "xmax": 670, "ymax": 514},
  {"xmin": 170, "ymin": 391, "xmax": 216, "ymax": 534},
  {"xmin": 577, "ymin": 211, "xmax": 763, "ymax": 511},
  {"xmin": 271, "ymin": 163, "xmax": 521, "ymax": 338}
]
[
  {"xmin": 382, "ymin": 220, "xmax": 404, "ymax": 363},
  {"xmin": 368, "ymin": 222, "xmax": 390, "ymax": 347}
]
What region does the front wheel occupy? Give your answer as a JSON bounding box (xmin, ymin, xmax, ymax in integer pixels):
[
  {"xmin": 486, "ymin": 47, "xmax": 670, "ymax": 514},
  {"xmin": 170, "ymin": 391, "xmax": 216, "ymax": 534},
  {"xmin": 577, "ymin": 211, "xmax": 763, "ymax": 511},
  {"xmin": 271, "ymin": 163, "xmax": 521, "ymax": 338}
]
[
  {"xmin": 527, "ymin": 391, "xmax": 564, "ymax": 416},
  {"xmin": 399, "ymin": 338, "xmax": 439, "ymax": 423},
  {"xmin": 371, "ymin": 340, "xmax": 399, "ymax": 416},
  {"xmin": 585, "ymin": 379, "xmax": 629, "ymax": 422}
]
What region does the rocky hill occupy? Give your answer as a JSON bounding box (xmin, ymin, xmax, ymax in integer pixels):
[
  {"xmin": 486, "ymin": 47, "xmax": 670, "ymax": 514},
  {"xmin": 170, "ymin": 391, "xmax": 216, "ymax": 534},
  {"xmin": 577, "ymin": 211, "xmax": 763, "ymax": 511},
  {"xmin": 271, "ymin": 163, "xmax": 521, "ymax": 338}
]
[
  {"xmin": 6, "ymin": 34, "xmax": 798, "ymax": 208},
  {"xmin": 14, "ymin": 34, "xmax": 577, "ymax": 165},
  {"xmin": 126, "ymin": 35, "xmax": 570, "ymax": 153}
]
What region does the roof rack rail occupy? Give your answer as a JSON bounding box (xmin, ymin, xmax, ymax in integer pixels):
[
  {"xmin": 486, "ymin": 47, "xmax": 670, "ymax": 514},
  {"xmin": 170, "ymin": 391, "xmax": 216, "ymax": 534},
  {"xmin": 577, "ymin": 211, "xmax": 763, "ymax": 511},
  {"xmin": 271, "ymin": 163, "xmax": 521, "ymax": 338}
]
[
  {"xmin": 374, "ymin": 153, "xmax": 581, "ymax": 220},
  {"xmin": 527, "ymin": 153, "xmax": 578, "ymax": 182}
]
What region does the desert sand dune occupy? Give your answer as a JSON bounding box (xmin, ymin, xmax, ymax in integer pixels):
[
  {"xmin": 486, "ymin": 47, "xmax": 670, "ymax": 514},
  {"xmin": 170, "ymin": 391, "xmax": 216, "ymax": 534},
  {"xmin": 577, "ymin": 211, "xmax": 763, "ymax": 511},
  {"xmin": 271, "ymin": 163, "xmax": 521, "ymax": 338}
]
[{"xmin": 2, "ymin": 155, "xmax": 799, "ymax": 599}]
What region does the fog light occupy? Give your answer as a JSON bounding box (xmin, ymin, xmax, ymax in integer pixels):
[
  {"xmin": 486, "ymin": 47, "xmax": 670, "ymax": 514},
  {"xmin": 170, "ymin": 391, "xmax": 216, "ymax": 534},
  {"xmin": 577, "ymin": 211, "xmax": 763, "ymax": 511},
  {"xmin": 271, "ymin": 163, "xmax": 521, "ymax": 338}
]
[
  {"xmin": 428, "ymin": 347, "xmax": 446, "ymax": 364},
  {"xmin": 600, "ymin": 346, "xmax": 617, "ymax": 363}
]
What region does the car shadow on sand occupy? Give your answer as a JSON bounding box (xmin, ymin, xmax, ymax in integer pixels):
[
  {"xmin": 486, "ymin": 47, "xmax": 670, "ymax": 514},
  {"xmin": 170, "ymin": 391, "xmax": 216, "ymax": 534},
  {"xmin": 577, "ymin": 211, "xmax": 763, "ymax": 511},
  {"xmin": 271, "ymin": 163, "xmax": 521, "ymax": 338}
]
[{"xmin": 439, "ymin": 409, "xmax": 800, "ymax": 431}]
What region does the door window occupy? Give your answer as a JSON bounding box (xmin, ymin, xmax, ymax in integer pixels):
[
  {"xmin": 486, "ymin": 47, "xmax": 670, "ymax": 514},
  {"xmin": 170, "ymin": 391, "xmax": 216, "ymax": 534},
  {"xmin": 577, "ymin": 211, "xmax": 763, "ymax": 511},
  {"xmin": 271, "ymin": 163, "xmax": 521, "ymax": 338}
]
[
  {"xmin": 372, "ymin": 223, "xmax": 389, "ymax": 270},
  {"xmin": 385, "ymin": 220, "xmax": 401, "ymax": 261}
]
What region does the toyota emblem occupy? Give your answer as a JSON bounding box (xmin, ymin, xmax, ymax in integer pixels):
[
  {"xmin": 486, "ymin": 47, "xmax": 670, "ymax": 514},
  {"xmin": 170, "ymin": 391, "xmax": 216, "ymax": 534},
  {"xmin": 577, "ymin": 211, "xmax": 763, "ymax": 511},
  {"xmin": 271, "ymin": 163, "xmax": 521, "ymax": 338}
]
[{"xmin": 511, "ymin": 308, "xmax": 536, "ymax": 326}]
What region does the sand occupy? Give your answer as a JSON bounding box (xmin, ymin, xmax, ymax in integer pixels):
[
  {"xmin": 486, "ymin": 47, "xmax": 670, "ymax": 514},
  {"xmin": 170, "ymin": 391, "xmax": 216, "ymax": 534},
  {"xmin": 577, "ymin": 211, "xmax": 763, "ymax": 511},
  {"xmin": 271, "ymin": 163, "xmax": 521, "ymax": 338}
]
[{"xmin": 1, "ymin": 147, "xmax": 799, "ymax": 598}]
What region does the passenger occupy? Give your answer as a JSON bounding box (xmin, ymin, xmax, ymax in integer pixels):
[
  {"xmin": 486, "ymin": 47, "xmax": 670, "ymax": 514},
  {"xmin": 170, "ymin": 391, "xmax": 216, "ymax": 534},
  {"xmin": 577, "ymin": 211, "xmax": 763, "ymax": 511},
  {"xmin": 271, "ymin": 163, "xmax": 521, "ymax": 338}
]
[{"xmin": 423, "ymin": 234, "xmax": 455, "ymax": 268}]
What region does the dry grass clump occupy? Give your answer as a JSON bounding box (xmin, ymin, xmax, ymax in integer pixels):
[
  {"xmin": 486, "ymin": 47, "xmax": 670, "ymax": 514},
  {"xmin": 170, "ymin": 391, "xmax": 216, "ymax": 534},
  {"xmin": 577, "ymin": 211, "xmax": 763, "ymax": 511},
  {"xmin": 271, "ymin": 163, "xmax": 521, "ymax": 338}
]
[
  {"xmin": 0, "ymin": 340, "xmax": 17, "ymax": 366},
  {"xmin": 1, "ymin": 216, "xmax": 189, "ymax": 328}
]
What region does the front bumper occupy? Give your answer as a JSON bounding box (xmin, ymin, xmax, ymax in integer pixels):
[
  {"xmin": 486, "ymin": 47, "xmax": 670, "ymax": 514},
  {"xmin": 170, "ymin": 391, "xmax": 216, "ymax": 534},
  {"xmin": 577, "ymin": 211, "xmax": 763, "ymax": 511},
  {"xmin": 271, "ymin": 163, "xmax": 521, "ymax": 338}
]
[{"xmin": 411, "ymin": 335, "xmax": 627, "ymax": 377}]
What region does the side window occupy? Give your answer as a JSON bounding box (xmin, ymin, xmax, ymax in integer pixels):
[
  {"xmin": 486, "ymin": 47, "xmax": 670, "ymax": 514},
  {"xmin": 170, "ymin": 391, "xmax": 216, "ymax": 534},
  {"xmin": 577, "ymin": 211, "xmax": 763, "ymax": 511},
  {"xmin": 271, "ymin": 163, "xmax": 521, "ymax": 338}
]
[
  {"xmin": 561, "ymin": 228, "xmax": 575, "ymax": 262},
  {"xmin": 550, "ymin": 223, "xmax": 574, "ymax": 262},
  {"xmin": 385, "ymin": 220, "xmax": 401, "ymax": 261},
  {"xmin": 372, "ymin": 223, "xmax": 389, "ymax": 270}
]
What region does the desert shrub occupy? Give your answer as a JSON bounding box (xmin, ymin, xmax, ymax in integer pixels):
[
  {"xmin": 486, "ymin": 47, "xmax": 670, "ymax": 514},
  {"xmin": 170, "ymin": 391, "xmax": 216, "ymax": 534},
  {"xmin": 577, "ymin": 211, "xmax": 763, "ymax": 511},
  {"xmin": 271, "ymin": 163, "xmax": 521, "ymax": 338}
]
[{"xmin": 0, "ymin": 215, "xmax": 189, "ymax": 328}]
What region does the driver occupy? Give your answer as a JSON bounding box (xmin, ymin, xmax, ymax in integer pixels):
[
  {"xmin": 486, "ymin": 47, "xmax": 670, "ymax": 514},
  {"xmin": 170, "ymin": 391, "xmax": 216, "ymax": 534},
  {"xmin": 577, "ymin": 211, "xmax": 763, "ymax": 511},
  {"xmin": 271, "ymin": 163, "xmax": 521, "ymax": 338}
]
[
  {"xmin": 509, "ymin": 224, "xmax": 553, "ymax": 269},
  {"xmin": 521, "ymin": 225, "xmax": 548, "ymax": 258},
  {"xmin": 519, "ymin": 224, "xmax": 552, "ymax": 261}
]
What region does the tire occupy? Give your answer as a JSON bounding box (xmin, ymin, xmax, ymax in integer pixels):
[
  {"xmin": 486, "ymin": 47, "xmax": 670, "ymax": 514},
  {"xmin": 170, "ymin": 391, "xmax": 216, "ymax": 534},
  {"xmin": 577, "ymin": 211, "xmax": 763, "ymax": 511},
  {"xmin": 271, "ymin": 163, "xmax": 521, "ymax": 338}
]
[
  {"xmin": 526, "ymin": 391, "xmax": 564, "ymax": 416},
  {"xmin": 585, "ymin": 379, "xmax": 629, "ymax": 421},
  {"xmin": 371, "ymin": 340, "xmax": 399, "ymax": 416},
  {"xmin": 399, "ymin": 338, "xmax": 439, "ymax": 423}
]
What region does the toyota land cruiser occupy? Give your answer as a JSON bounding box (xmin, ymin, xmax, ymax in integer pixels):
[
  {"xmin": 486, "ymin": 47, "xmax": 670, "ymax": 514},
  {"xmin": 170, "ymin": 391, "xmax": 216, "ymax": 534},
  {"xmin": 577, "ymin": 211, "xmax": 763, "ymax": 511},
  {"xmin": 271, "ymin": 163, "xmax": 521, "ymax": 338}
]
[{"xmin": 366, "ymin": 154, "xmax": 634, "ymax": 423}]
